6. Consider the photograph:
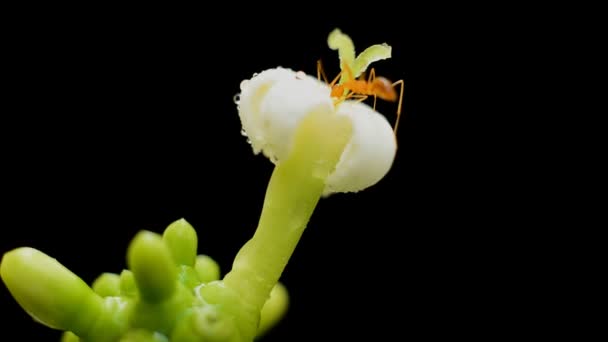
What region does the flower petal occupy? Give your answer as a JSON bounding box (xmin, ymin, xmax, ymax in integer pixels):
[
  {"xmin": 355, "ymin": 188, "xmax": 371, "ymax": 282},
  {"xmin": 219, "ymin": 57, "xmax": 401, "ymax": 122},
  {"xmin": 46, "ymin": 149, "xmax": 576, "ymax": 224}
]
[
  {"xmin": 238, "ymin": 68, "xmax": 333, "ymax": 163},
  {"xmin": 323, "ymin": 101, "xmax": 397, "ymax": 195}
]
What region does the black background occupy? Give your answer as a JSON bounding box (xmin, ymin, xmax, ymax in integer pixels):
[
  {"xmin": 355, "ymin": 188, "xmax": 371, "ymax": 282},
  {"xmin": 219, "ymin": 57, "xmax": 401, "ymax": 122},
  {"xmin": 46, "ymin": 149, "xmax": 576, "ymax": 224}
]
[{"xmin": 0, "ymin": 4, "xmax": 522, "ymax": 341}]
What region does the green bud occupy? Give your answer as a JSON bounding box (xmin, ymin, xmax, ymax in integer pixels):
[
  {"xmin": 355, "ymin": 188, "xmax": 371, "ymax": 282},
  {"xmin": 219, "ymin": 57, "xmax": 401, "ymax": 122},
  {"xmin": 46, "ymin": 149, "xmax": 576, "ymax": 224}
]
[
  {"xmin": 60, "ymin": 331, "xmax": 80, "ymax": 342},
  {"xmin": 171, "ymin": 306, "xmax": 239, "ymax": 342},
  {"xmin": 129, "ymin": 284, "xmax": 192, "ymax": 336},
  {"xmin": 119, "ymin": 329, "xmax": 169, "ymax": 342},
  {"xmin": 257, "ymin": 282, "xmax": 289, "ymax": 337},
  {"xmin": 0, "ymin": 248, "xmax": 103, "ymax": 334},
  {"xmin": 92, "ymin": 273, "xmax": 121, "ymax": 297},
  {"xmin": 127, "ymin": 231, "xmax": 177, "ymax": 303},
  {"xmin": 163, "ymin": 219, "xmax": 198, "ymax": 267},
  {"xmin": 120, "ymin": 269, "xmax": 138, "ymax": 297},
  {"xmin": 176, "ymin": 265, "xmax": 201, "ymax": 290},
  {"xmin": 194, "ymin": 255, "xmax": 221, "ymax": 283},
  {"xmin": 86, "ymin": 296, "xmax": 134, "ymax": 340},
  {"xmin": 198, "ymin": 281, "xmax": 253, "ymax": 341}
]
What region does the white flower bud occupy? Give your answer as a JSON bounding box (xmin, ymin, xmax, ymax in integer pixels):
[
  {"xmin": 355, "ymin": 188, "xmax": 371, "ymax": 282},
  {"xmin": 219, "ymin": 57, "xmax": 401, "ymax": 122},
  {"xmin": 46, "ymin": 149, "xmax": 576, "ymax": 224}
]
[{"xmin": 237, "ymin": 67, "xmax": 396, "ymax": 194}]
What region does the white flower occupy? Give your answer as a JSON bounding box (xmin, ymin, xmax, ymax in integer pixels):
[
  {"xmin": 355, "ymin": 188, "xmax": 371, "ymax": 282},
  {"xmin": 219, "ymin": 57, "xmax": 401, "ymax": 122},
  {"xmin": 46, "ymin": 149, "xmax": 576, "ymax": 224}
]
[{"xmin": 237, "ymin": 67, "xmax": 396, "ymax": 196}]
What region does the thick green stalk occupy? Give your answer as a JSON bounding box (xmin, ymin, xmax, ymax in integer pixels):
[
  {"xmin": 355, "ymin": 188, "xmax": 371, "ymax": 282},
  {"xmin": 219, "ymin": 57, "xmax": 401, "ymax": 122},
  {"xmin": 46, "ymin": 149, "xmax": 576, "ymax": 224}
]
[{"xmin": 223, "ymin": 107, "xmax": 352, "ymax": 338}]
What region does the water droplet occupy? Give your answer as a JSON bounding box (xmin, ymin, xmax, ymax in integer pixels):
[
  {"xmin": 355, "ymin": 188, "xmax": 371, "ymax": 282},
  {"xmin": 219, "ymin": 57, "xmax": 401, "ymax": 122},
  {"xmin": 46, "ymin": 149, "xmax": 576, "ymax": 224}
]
[
  {"xmin": 252, "ymin": 72, "xmax": 259, "ymax": 78},
  {"xmin": 240, "ymin": 129, "xmax": 248, "ymax": 137},
  {"xmin": 233, "ymin": 93, "xmax": 240, "ymax": 104},
  {"xmin": 240, "ymin": 79, "xmax": 249, "ymax": 90},
  {"xmin": 246, "ymin": 138, "xmax": 252, "ymax": 145},
  {"xmin": 296, "ymin": 71, "xmax": 306, "ymax": 79}
]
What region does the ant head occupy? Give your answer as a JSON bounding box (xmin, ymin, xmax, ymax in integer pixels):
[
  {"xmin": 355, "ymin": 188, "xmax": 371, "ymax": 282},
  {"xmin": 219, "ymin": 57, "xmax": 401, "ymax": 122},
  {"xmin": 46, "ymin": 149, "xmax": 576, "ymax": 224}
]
[{"xmin": 372, "ymin": 77, "xmax": 398, "ymax": 101}]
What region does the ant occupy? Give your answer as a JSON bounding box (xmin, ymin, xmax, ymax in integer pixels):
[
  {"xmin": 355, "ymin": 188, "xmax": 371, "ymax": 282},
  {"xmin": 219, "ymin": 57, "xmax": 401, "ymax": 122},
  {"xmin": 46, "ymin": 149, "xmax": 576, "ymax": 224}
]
[{"xmin": 317, "ymin": 60, "xmax": 404, "ymax": 135}]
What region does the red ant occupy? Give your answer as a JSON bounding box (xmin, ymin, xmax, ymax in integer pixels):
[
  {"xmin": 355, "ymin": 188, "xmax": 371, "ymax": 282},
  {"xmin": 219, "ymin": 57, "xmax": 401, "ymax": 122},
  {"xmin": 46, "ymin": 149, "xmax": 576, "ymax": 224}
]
[{"xmin": 317, "ymin": 60, "xmax": 404, "ymax": 135}]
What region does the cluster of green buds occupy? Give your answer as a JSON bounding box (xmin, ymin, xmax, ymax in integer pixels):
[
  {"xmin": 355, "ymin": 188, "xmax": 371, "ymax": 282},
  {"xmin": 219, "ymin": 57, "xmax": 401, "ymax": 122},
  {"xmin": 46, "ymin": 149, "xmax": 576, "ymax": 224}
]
[
  {"xmin": 1, "ymin": 28, "xmax": 397, "ymax": 341},
  {"xmin": 2, "ymin": 219, "xmax": 288, "ymax": 341}
]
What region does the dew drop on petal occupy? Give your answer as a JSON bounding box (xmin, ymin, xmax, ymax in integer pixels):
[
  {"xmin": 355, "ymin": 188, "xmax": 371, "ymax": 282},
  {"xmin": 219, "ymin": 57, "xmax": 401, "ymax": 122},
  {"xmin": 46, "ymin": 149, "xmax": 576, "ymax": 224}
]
[
  {"xmin": 233, "ymin": 93, "xmax": 240, "ymax": 104},
  {"xmin": 240, "ymin": 129, "xmax": 248, "ymax": 137}
]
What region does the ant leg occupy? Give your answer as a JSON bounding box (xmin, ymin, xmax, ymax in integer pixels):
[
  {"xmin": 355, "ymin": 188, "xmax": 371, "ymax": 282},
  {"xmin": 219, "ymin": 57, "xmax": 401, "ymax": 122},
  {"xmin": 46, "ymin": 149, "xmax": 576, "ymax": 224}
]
[
  {"xmin": 325, "ymin": 61, "xmax": 345, "ymax": 89},
  {"xmin": 350, "ymin": 94, "xmax": 369, "ymax": 104},
  {"xmin": 317, "ymin": 59, "xmax": 329, "ymax": 84},
  {"xmin": 367, "ymin": 68, "xmax": 376, "ymax": 83},
  {"xmin": 367, "ymin": 69, "xmax": 377, "ymax": 110},
  {"xmin": 392, "ymin": 80, "xmax": 405, "ymax": 135},
  {"xmin": 333, "ymin": 90, "xmax": 352, "ymax": 106},
  {"xmin": 329, "ymin": 71, "xmax": 343, "ymax": 88},
  {"xmin": 343, "ymin": 91, "xmax": 367, "ymax": 101},
  {"xmin": 335, "ymin": 92, "xmax": 367, "ymax": 106},
  {"xmin": 331, "ymin": 62, "xmax": 357, "ymax": 98}
]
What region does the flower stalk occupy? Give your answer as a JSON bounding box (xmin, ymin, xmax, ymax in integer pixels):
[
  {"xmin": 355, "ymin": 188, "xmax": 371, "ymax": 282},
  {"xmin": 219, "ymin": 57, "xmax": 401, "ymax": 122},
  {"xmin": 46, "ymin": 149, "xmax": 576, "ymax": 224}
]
[{"xmin": 223, "ymin": 107, "xmax": 352, "ymax": 337}]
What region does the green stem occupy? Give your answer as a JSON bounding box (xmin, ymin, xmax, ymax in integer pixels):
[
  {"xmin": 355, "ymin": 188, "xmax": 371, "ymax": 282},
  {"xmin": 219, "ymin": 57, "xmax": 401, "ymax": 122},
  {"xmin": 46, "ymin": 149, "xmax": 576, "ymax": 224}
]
[{"xmin": 223, "ymin": 107, "xmax": 352, "ymax": 339}]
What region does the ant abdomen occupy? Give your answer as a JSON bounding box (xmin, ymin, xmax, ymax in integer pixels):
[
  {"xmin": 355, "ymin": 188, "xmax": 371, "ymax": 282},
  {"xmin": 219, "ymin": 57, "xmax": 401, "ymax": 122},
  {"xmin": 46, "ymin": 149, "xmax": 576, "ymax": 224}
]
[{"xmin": 372, "ymin": 77, "xmax": 398, "ymax": 101}]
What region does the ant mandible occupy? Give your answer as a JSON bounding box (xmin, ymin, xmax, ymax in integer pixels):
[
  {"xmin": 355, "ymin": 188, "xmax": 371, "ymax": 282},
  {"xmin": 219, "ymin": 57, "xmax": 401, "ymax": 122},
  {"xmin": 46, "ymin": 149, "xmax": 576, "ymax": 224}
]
[{"xmin": 317, "ymin": 60, "xmax": 404, "ymax": 135}]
